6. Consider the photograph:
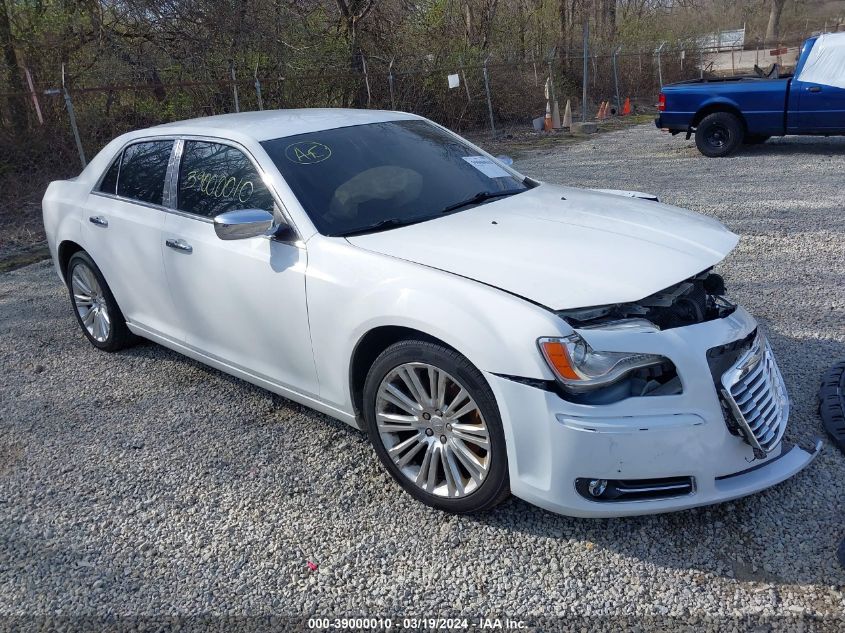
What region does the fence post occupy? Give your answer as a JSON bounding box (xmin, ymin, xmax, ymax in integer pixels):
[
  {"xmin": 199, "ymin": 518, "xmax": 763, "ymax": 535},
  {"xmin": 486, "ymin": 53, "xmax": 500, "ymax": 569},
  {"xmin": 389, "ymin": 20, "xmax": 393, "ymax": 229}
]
[
  {"xmin": 388, "ymin": 58, "xmax": 396, "ymax": 110},
  {"xmin": 361, "ymin": 54, "xmax": 372, "ymax": 107},
  {"xmin": 231, "ymin": 64, "xmax": 240, "ymax": 113},
  {"xmin": 63, "ymin": 88, "xmax": 86, "ymax": 168},
  {"xmin": 24, "ymin": 68, "xmax": 44, "ymax": 125},
  {"xmin": 58, "ymin": 65, "xmax": 86, "ymax": 168},
  {"xmin": 482, "ymin": 56, "xmax": 496, "ymax": 137},
  {"xmin": 582, "ymin": 20, "xmax": 589, "ymax": 122},
  {"xmin": 254, "ymin": 62, "xmax": 264, "ymax": 110},
  {"xmin": 460, "ymin": 60, "xmax": 471, "ymax": 102},
  {"xmin": 612, "ymin": 45, "xmax": 622, "ymax": 113},
  {"xmin": 547, "ymin": 60, "xmax": 556, "ymax": 105},
  {"xmin": 656, "ymin": 42, "xmax": 666, "ymax": 89}
]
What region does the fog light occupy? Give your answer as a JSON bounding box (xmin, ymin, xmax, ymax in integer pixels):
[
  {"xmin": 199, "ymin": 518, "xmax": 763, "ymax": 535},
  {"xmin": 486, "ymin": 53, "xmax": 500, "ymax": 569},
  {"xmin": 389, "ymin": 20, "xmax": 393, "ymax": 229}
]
[{"xmin": 588, "ymin": 479, "xmax": 608, "ymax": 497}]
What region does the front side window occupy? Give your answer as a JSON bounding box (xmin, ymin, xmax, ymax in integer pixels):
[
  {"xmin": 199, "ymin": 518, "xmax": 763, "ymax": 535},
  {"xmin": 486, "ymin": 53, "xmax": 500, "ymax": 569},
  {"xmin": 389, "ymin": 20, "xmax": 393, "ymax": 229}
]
[
  {"xmin": 116, "ymin": 140, "xmax": 174, "ymax": 206},
  {"xmin": 260, "ymin": 119, "xmax": 528, "ymax": 236},
  {"xmin": 177, "ymin": 141, "xmax": 274, "ymax": 218}
]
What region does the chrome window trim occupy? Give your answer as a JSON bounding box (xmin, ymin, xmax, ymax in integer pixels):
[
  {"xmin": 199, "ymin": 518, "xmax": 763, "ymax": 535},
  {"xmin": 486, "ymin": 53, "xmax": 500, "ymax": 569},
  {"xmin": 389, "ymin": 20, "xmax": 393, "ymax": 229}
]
[
  {"xmin": 88, "ymin": 132, "xmax": 303, "ymax": 245},
  {"xmin": 89, "ymin": 191, "xmax": 214, "ymax": 223},
  {"xmin": 163, "ymin": 138, "xmax": 183, "ymax": 208}
]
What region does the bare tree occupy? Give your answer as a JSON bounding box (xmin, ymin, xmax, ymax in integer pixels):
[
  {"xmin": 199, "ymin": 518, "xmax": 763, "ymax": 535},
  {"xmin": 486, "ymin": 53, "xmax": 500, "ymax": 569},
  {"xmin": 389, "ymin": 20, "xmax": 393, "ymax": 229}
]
[
  {"xmin": 334, "ymin": 0, "xmax": 375, "ymax": 106},
  {"xmin": 765, "ymin": 0, "xmax": 788, "ymax": 42},
  {"xmin": 0, "ymin": 0, "xmax": 27, "ymax": 131}
]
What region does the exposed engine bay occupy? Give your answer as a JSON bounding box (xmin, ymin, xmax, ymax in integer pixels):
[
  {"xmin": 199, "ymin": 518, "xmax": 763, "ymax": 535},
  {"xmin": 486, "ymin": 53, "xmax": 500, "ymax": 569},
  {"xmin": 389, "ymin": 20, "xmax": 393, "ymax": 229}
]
[{"xmin": 556, "ymin": 269, "xmax": 736, "ymax": 331}]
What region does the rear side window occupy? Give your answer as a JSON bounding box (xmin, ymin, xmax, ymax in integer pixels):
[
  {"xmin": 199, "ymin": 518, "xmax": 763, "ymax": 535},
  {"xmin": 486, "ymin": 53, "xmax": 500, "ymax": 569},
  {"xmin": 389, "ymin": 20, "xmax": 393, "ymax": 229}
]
[
  {"xmin": 116, "ymin": 141, "xmax": 174, "ymax": 206},
  {"xmin": 177, "ymin": 141, "xmax": 274, "ymax": 218},
  {"xmin": 98, "ymin": 155, "xmax": 121, "ymax": 194}
]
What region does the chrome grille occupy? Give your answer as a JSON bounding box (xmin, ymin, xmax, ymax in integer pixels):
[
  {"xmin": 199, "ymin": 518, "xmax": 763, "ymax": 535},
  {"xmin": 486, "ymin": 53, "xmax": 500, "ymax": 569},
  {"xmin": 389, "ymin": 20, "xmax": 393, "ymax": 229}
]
[{"xmin": 719, "ymin": 332, "xmax": 789, "ymax": 454}]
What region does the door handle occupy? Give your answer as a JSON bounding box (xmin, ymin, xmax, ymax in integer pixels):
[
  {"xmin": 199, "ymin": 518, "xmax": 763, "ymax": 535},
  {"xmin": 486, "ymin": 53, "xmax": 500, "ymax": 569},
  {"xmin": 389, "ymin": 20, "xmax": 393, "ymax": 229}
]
[
  {"xmin": 88, "ymin": 215, "xmax": 108, "ymax": 227},
  {"xmin": 808, "ymin": 86, "xmax": 822, "ymax": 93},
  {"xmin": 165, "ymin": 238, "xmax": 193, "ymax": 253}
]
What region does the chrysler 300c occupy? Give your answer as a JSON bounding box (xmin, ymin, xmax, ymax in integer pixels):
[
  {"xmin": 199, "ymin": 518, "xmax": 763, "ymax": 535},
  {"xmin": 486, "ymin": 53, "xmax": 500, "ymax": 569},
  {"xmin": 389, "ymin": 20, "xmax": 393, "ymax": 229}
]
[{"xmin": 42, "ymin": 109, "xmax": 820, "ymax": 517}]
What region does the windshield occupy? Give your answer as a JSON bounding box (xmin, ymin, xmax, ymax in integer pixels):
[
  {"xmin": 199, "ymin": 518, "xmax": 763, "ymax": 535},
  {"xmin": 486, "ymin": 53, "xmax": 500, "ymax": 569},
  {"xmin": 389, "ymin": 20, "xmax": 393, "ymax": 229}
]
[{"xmin": 260, "ymin": 119, "xmax": 528, "ymax": 236}]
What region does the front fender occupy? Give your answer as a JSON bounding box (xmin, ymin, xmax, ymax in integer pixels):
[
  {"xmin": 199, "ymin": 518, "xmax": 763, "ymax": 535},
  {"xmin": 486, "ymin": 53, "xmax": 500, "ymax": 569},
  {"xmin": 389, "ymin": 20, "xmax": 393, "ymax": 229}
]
[{"xmin": 305, "ymin": 236, "xmax": 568, "ymax": 414}]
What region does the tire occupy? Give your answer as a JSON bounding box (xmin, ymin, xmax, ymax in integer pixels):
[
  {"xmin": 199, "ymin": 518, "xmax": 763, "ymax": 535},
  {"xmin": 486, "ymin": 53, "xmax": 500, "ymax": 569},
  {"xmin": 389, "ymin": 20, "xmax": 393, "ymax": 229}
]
[
  {"xmin": 66, "ymin": 251, "xmax": 136, "ymax": 352},
  {"xmin": 695, "ymin": 112, "xmax": 744, "ymax": 157},
  {"xmin": 744, "ymin": 134, "xmax": 770, "ymax": 145},
  {"xmin": 362, "ymin": 340, "xmax": 510, "ymax": 513}
]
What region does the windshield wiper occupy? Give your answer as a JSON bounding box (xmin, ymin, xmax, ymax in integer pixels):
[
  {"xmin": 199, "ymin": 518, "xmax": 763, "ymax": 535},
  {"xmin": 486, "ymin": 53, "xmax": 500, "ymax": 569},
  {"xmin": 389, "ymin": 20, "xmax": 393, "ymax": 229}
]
[
  {"xmin": 439, "ymin": 188, "xmax": 526, "ymax": 214},
  {"xmin": 336, "ymin": 217, "xmax": 424, "ymax": 237}
]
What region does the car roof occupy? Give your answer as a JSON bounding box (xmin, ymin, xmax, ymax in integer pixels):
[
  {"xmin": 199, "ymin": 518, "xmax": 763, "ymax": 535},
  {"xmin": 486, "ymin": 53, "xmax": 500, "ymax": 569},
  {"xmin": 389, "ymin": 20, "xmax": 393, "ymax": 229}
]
[{"xmin": 149, "ymin": 108, "xmax": 421, "ymax": 142}]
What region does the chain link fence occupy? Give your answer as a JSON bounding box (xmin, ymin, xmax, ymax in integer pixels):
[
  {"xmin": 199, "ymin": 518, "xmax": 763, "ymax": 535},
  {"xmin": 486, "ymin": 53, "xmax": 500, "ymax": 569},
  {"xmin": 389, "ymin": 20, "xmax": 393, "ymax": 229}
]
[
  {"xmin": 0, "ymin": 24, "xmax": 839, "ymax": 210},
  {"xmin": 0, "ymin": 46, "xmax": 719, "ymax": 169}
]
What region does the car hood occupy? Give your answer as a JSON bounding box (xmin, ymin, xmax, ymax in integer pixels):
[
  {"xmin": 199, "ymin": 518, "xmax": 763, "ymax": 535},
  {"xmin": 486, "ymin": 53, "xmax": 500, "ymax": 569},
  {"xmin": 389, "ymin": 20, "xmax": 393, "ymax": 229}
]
[{"xmin": 345, "ymin": 184, "xmax": 738, "ymax": 309}]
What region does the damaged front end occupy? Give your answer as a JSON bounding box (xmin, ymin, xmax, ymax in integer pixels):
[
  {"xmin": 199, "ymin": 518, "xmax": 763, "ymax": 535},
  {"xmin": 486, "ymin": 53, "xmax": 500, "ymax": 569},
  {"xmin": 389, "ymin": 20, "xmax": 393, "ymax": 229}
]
[
  {"xmin": 548, "ymin": 269, "xmax": 736, "ymax": 405},
  {"xmin": 557, "ymin": 269, "xmax": 735, "ymax": 331}
]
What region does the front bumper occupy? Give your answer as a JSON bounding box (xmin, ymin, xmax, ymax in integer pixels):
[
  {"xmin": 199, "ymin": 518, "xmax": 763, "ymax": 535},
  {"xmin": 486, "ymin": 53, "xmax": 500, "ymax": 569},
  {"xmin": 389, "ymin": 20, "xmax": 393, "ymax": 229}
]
[{"xmin": 486, "ymin": 306, "xmax": 821, "ymax": 517}]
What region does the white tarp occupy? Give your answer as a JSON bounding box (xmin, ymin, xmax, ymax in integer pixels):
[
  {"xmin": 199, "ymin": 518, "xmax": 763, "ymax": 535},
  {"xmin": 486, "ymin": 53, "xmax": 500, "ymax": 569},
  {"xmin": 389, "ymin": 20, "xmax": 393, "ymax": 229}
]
[{"xmin": 797, "ymin": 32, "xmax": 845, "ymax": 90}]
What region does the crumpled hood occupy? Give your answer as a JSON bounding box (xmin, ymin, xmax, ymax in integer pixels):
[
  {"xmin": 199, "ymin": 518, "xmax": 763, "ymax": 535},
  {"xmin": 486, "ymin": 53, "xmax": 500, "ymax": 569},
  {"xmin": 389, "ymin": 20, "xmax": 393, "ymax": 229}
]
[{"xmin": 345, "ymin": 184, "xmax": 738, "ymax": 309}]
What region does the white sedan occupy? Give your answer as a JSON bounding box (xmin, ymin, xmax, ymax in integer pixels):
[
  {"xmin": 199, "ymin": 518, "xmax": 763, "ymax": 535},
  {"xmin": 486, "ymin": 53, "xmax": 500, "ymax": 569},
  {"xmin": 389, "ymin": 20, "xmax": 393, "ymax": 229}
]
[{"xmin": 42, "ymin": 109, "xmax": 820, "ymax": 517}]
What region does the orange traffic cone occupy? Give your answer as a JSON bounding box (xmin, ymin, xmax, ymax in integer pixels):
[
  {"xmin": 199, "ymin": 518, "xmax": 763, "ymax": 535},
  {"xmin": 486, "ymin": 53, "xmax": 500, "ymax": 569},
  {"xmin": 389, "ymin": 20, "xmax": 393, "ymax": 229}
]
[
  {"xmin": 595, "ymin": 102, "xmax": 604, "ymax": 120},
  {"xmin": 622, "ymin": 97, "xmax": 631, "ymax": 116},
  {"xmin": 601, "ymin": 101, "xmax": 609, "ymax": 120},
  {"xmin": 544, "ymin": 100, "xmax": 553, "ymax": 131}
]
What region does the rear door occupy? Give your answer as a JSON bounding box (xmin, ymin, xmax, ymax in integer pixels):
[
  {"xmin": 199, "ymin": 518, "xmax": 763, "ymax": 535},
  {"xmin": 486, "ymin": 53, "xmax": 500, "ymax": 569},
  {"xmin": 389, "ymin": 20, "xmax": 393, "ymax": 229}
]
[
  {"xmin": 161, "ymin": 138, "xmax": 318, "ymax": 396},
  {"xmin": 84, "ymin": 139, "xmax": 181, "ymax": 338}
]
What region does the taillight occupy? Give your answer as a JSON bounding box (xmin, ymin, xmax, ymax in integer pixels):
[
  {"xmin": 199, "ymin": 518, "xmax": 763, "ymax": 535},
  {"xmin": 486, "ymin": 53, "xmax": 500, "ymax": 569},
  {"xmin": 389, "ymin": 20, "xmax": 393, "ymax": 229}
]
[{"xmin": 657, "ymin": 93, "xmax": 666, "ymax": 111}]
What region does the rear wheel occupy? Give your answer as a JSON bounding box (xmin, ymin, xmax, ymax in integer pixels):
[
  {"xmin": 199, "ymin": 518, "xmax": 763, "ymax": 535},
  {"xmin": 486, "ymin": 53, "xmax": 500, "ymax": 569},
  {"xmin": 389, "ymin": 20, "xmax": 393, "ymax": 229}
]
[
  {"xmin": 695, "ymin": 112, "xmax": 744, "ymax": 157},
  {"xmin": 362, "ymin": 340, "xmax": 509, "ymax": 513},
  {"xmin": 66, "ymin": 251, "xmax": 135, "ymax": 352}
]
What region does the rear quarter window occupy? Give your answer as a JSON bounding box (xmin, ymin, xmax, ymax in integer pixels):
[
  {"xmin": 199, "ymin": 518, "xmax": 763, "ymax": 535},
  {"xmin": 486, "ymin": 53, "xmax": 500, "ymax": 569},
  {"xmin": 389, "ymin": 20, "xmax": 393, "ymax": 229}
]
[{"xmin": 98, "ymin": 155, "xmax": 121, "ymax": 194}]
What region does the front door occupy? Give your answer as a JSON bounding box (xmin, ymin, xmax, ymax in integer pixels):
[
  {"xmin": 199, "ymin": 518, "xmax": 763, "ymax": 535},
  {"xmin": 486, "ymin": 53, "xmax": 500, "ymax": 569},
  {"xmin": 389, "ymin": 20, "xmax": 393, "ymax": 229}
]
[
  {"xmin": 795, "ymin": 79, "xmax": 845, "ymax": 132},
  {"xmin": 161, "ymin": 139, "xmax": 318, "ymax": 396}
]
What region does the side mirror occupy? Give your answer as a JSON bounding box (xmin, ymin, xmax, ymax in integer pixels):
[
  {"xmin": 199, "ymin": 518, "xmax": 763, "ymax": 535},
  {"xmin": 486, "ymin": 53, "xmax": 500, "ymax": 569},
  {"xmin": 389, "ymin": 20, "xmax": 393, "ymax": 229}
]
[
  {"xmin": 213, "ymin": 209, "xmax": 275, "ymax": 240},
  {"xmin": 495, "ymin": 155, "xmax": 514, "ymax": 166}
]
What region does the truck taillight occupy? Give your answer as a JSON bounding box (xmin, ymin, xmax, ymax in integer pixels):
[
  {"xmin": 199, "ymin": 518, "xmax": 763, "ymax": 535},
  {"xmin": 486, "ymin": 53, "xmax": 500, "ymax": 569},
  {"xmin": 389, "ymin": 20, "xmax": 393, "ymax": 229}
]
[{"xmin": 657, "ymin": 93, "xmax": 666, "ymax": 111}]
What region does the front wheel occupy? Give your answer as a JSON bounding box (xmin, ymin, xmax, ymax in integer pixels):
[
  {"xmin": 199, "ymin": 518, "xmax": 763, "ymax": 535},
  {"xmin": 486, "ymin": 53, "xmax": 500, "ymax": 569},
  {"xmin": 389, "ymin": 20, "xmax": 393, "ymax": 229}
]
[
  {"xmin": 695, "ymin": 112, "xmax": 744, "ymax": 157},
  {"xmin": 362, "ymin": 340, "xmax": 510, "ymax": 513}
]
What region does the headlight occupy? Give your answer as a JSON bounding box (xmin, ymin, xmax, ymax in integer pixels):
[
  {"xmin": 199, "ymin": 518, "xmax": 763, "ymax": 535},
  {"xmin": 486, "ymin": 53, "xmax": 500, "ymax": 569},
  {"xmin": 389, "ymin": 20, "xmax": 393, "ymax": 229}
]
[{"xmin": 538, "ymin": 334, "xmax": 668, "ymax": 393}]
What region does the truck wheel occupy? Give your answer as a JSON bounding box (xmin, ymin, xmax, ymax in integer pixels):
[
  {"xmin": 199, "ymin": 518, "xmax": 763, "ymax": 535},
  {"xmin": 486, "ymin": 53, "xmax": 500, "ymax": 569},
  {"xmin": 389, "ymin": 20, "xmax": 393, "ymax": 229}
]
[
  {"xmin": 695, "ymin": 112, "xmax": 744, "ymax": 157},
  {"xmin": 744, "ymin": 134, "xmax": 770, "ymax": 145}
]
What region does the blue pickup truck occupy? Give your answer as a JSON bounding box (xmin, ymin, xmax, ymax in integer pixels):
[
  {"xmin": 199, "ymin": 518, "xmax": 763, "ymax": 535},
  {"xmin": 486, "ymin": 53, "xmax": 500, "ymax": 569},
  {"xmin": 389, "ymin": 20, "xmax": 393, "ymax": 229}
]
[{"xmin": 655, "ymin": 33, "xmax": 845, "ymax": 156}]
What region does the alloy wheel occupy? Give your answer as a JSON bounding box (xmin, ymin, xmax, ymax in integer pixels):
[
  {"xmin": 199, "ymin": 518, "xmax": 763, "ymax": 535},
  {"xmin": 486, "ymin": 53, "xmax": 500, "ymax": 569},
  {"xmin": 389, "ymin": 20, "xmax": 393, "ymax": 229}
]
[
  {"xmin": 375, "ymin": 362, "xmax": 491, "ymax": 498},
  {"xmin": 71, "ymin": 263, "xmax": 111, "ymax": 343}
]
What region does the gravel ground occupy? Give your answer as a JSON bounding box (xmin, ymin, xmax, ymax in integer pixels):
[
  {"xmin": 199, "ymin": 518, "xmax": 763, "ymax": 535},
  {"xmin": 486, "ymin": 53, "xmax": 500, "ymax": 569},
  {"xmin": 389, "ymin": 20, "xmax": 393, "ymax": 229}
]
[{"xmin": 1, "ymin": 125, "xmax": 844, "ymax": 630}]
